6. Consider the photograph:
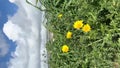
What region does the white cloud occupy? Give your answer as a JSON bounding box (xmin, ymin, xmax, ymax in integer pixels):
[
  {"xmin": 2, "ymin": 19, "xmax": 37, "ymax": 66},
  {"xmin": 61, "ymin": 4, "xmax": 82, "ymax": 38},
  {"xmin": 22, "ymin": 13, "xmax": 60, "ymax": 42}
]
[
  {"xmin": 0, "ymin": 31, "xmax": 9, "ymax": 57},
  {"xmin": 9, "ymin": 0, "xmax": 16, "ymax": 3},
  {"xmin": 3, "ymin": 0, "xmax": 48, "ymax": 68},
  {"xmin": 3, "ymin": 21, "xmax": 22, "ymax": 42}
]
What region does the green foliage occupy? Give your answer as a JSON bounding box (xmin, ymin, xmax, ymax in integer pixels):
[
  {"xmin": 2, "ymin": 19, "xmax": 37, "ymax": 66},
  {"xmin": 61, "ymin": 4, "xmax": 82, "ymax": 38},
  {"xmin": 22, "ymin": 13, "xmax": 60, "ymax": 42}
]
[{"xmin": 32, "ymin": 0, "xmax": 120, "ymax": 68}]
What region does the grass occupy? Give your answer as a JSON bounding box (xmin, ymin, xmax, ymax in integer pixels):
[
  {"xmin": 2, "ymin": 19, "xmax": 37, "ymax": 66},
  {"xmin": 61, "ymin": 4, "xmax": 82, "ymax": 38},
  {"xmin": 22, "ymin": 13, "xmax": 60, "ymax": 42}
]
[{"xmin": 27, "ymin": 0, "xmax": 120, "ymax": 68}]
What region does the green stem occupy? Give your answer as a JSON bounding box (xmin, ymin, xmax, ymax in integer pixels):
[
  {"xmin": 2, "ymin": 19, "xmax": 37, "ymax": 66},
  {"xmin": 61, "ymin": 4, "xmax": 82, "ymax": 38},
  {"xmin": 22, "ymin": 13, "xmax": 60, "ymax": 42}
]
[
  {"xmin": 87, "ymin": 32, "xmax": 120, "ymax": 47},
  {"xmin": 26, "ymin": 0, "xmax": 46, "ymax": 11}
]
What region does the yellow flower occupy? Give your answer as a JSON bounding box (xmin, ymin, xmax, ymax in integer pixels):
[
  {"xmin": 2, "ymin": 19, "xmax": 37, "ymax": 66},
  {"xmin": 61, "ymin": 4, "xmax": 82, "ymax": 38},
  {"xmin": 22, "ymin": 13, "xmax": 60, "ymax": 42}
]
[
  {"xmin": 62, "ymin": 45, "xmax": 69, "ymax": 53},
  {"xmin": 73, "ymin": 20, "xmax": 83, "ymax": 29},
  {"xmin": 82, "ymin": 24, "xmax": 91, "ymax": 32},
  {"xmin": 58, "ymin": 14, "xmax": 63, "ymax": 18},
  {"xmin": 66, "ymin": 31, "xmax": 72, "ymax": 39}
]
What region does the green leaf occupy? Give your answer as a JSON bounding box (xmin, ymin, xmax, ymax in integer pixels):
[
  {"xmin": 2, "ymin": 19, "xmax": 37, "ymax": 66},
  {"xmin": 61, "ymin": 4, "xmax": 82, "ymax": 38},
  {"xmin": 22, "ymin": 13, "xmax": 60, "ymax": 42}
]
[{"xmin": 36, "ymin": 0, "xmax": 39, "ymax": 5}]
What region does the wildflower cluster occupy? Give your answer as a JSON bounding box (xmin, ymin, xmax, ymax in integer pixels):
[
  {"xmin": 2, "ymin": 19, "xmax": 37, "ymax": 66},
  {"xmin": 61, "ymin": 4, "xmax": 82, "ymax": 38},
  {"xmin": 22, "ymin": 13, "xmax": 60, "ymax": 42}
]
[
  {"xmin": 73, "ymin": 20, "xmax": 91, "ymax": 32},
  {"xmin": 63, "ymin": 19, "xmax": 91, "ymax": 53}
]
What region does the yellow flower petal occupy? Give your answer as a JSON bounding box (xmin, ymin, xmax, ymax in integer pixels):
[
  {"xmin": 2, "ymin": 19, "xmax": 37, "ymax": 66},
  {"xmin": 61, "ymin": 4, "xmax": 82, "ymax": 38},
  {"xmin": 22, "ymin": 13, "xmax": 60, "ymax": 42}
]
[
  {"xmin": 82, "ymin": 24, "xmax": 91, "ymax": 32},
  {"xmin": 58, "ymin": 14, "xmax": 63, "ymax": 18},
  {"xmin": 73, "ymin": 20, "xmax": 83, "ymax": 29},
  {"xmin": 62, "ymin": 45, "xmax": 69, "ymax": 53},
  {"xmin": 66, "ymin": 31, "xmax": 72, "ymax": 39}
]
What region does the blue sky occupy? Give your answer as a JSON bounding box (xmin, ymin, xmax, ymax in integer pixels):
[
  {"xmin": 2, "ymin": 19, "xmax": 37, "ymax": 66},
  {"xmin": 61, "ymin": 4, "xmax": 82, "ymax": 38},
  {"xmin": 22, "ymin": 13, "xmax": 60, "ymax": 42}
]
[{"xmin": 0, "ymin": 0, "xmax": 18, "ymax": 68}]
